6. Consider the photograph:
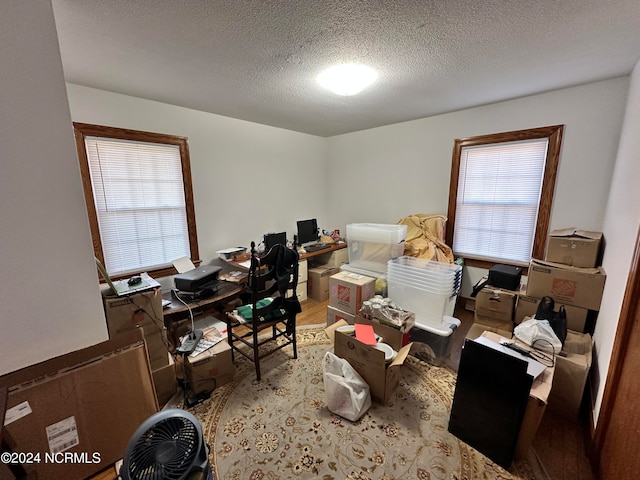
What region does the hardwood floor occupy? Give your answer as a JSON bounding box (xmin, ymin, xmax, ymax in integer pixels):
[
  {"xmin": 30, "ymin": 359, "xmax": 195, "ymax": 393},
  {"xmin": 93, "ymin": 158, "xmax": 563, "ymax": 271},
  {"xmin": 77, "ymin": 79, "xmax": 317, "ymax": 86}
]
[{"xmin": 89, "ymin": 297, "xmax": 597, "ymax": 480}]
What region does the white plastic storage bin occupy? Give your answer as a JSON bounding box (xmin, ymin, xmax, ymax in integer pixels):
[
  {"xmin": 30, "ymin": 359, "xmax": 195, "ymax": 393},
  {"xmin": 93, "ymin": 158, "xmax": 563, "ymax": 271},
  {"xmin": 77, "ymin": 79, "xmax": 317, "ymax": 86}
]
[
  {"xmin": 386, "ymin": 256, "xmax": 462, "ymax": 327},
  {"xmin": 388, "ymin": 280, "xmax": 457, "ymax": 326},
  {"xmin": 346, "ymin": 223, "xmax": 407, "ymax": 275},
  {"xmin": 409, "ymin": 316, "xmax": 461, "ymax": 366}
]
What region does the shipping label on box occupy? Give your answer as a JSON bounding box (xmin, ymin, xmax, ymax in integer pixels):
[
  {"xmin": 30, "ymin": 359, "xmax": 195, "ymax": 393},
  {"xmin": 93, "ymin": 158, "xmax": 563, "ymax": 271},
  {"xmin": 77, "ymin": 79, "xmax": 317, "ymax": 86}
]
[
  {"xmin": 308, "ymin": 264, "xmax": 340, "ymax": 301},
  {"xmin": 329, "ymin": 271, "xmax": 376, "ymax": 315},
  {"xmin": 515, "ymin": 295, "xmax": 588, "ymax": 332},
  {"xmin": 325, "ymin": 320, "xmax": 412, "ymax": 405},
  {"xmin": 475, "ymin": 287, "xmax": 516, "ymax": 323},
  {"xmin": 546, "ymin": 229, "xmax": 602, "ymax": 268}
]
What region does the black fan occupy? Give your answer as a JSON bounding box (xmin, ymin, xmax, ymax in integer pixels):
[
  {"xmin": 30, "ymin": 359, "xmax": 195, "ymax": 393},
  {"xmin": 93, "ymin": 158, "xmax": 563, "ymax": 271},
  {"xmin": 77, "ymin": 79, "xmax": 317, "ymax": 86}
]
[{"xmin": 121, "ymin": 409, "xmax": 213, "ymax": 480}]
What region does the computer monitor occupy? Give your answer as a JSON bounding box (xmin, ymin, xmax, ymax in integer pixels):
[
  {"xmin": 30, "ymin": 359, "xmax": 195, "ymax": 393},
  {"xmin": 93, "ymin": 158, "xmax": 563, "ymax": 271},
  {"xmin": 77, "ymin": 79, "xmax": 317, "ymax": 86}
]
[
  {"xmin": 264, "ymin": 231, "xmax": 287, "ymax": 251},
  {"xmin": 296, "ymin": 218, "xmax": 319, "ymax": 246}
]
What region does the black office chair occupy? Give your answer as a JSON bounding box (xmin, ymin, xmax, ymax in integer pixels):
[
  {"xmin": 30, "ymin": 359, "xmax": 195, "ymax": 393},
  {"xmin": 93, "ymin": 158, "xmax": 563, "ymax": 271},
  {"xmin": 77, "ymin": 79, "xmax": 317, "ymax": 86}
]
[{"xmin": 225, "ymin": 240, "xmax": 301, "ymax": 381}]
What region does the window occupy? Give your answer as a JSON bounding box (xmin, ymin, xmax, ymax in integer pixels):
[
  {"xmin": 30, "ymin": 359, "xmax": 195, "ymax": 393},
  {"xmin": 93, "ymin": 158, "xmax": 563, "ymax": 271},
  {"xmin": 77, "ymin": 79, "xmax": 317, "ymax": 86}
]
[
  {"xmin": 446, "ymin": 125, "xmax": 563, "ymax": 267},
  {"xmin": 74, "ymin": 123, "xmax": 199, "ymax": 278}
]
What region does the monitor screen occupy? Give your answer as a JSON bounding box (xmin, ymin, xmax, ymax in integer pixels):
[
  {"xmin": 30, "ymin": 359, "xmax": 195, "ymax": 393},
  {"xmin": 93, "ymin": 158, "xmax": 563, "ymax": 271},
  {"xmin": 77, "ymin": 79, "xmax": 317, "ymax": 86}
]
[
  {"xmin": 264, "ymin": 231, "xmax": 287, "ymax": 251},
  {"xmin": 297, "ymin": 219, "xmax": 319, "ymax": 246}
]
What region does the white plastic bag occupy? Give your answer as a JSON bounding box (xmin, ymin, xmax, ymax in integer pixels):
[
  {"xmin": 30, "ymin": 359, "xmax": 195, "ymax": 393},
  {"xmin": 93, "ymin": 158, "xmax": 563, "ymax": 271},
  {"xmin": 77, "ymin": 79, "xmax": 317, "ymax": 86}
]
[
  {"xmin": 323, "ymin": 351, "xmax": 371, "ymax": 421},
  {"xmin": 513, "ymin": 317, "xmax": 562, "ymax": 353}
]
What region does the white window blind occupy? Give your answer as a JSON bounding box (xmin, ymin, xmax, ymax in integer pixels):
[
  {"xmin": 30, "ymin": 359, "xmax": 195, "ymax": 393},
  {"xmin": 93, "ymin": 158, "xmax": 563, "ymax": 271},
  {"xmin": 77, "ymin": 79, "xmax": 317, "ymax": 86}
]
[
  {"xmin": 85, "ymin": 136, "xmax": 190, "ymax": 275},
  {"xmin": 452, "ymin": 139, "xmax": 549, "ymax": 264}
]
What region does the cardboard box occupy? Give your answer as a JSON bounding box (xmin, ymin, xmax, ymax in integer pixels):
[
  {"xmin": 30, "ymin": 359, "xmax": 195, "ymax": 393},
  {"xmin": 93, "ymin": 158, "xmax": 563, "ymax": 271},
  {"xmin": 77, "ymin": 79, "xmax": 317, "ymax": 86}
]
[
  {"xmin": 183, "ymin": 328, "xmax": 235, "ymax": 395},
  {"xmin": 0, "ymin": 330, "xmax": 158, "ymax": 480},
  {"xmin": 479, "ymin": 331, "xmax": 554, "ymax": 460},
  {"xmin": 526, "ymin": 259, "xmax": 606, "ymax": 311},
  {"xmin": 471, "ymin": 317, "xmax": 514, "ymax": 338},
  {"xmin": 102, "ymin": 287, "xmax": 164, "ymax": 337},
  {"xmin": 313, "ymin": 247, "xmax": 349, "ymax": 267},
  {"xmin": 326, "ymin": 309, "xmax": 411, "ymax": 350},
  {"xmin": 354, "ymin": 314, "xmax": 411, "ymax": 351},
  {"xmin": 308, "ymin": 264, "xmax": 340, "ymax": 301},
  {"xmin": 152, "ymin": 354, "xmax": 177, "ymax": 406},
  {"xmin": 325, "ymin": 320, "xmax": 412, "ymax": 405},
  {"xmin": 326, "ymin": 305, "xmax": 356, "ymax": 326},
  {"xmin": 466, "ymin": 322, "xmax": 513, "ymax": 341},
  {"xmin": 475, "ymin": 287, "xmax": 516, "ymax": 323},
  {"xmin": 144, "ymin": 328, "xmax": 170, "ymax": 370},
  {"xmin": 546, "ymin": 228, "xmax": 602, "ymax": 268},
  {"xmin": 515, "ymin": 295, "xmax": 588, "ymax": 332},
  {"xmin": 329, "ymin": 271, "xmax": 376, "ymax": 315},
  {"xmin": 548, "ymin": 331, "xmax": 592, "ymax": 420}
]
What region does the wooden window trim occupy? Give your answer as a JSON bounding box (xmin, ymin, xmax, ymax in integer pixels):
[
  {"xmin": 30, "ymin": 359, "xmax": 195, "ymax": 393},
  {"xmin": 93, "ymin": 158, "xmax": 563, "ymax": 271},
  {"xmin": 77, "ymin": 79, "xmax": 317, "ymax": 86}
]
[
  {"xmin": 73, "ymin": 122, "xmax": 200, "ymax": 280},
  {"xmin": 446, "ymin": 125, "xmax": 564, "ymax": 269}
]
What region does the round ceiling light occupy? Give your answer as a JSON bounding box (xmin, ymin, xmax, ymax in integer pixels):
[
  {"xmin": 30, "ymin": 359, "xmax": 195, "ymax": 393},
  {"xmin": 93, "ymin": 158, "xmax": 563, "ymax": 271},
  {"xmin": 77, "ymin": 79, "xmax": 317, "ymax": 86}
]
[{"xmin": 317, "ymin": 63, "xmax": 378, "ymax": 96}]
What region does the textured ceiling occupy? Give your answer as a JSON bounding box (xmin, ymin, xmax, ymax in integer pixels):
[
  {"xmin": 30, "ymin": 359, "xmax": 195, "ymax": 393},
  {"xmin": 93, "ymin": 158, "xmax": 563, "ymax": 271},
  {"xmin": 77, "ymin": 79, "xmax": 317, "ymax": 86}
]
[{"xmin": 51, "ymin": 0, "xmax": 640, "ymax": 137}]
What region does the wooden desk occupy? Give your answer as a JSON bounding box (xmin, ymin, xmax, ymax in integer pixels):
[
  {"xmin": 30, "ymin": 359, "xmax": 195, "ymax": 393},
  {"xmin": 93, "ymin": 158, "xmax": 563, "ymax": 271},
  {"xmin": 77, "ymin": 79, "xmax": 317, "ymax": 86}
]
[
  {"xmin": 162, "ymin": 259, "xmax": 246, "ymax": 349},
  {"xmin": 226, "ymin": 242, "xmax": 347, "ymax": 269},
  {"xmin": 299, "ymin": 242, "xmax": 347, "ymax": 261}
]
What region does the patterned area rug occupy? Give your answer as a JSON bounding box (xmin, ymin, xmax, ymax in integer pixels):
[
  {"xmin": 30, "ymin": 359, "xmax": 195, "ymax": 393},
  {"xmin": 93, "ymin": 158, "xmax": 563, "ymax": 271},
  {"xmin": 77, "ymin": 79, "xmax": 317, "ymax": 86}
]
[{"xmin": 186, "ymin": 327, "xmax": 547, "ymax": 480}]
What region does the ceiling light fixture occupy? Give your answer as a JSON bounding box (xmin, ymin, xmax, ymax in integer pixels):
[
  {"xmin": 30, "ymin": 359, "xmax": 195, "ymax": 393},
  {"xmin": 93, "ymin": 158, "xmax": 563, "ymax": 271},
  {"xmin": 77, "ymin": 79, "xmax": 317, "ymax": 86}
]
[{"xmin": 317, "ymin": 63, "xmax": 378, "ymax": 96}]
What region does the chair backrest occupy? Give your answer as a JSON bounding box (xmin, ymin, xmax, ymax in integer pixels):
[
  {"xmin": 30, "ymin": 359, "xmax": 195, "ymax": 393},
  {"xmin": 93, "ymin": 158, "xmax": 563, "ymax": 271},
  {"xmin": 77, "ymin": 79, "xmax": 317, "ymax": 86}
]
[{"xmin": 247, "ymin": 241, "xmax": 300, "ymax": 320}]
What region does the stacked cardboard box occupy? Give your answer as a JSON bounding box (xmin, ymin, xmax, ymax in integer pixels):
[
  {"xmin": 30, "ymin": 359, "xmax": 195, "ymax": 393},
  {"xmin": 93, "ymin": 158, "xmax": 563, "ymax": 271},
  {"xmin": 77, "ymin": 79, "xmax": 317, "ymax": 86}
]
[
  {"xmin": 308, "ymin": 264, "xmax": 340, "ymax": 301},
  {"xmin": 545, "ymin": 228, "xmax": 603, "ymax": 268},
  {"xmin": 523, "ymin": 228, "xmax": 605, "ymax": 330},
  {"xmin": 327, "ymin": 270, "xmax": 376, "ymax": 334},
  {"xmin": 313, "ymin": 247, "xmax": 349, "ymax": 267},
  {"xmin": 176, "ymin": 326, "xmax": 235, "ymax": 396},
  {"xmin": 329, "ymin": 271, "xmax": 376, "ymax": 315},
  {"xmin": 472, "ymin": 287, "xmax": 517, "ymax": 338},
  {"xmin": 152, "ymin": 353, "xmax": 178, "ymax": 406},
  {"xmin": 520, "ymin": 228, "xmax": 603, "ymax": 420},
  {"xmin": 101, "ymin": 286, "xmax": 172, "ymax": 406}
]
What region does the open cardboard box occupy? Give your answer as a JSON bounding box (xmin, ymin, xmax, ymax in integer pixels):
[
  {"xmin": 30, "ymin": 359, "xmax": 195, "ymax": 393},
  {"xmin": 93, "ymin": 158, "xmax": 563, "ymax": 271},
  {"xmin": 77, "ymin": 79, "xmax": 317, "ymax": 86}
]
[{"xmin": 325, "ymin": 319, "xmax": 412, "ymax": 405}]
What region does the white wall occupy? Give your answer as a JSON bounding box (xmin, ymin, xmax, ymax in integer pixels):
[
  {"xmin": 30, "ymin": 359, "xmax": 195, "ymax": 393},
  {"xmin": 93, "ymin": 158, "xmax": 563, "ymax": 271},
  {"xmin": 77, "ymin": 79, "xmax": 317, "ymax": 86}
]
[
  {"xmin": 326, "ymin": 78, "xmax": 629, "ymax": 294},
  {"xmin": 592, "ymin": 60, "xmax": 640, "ymax": 423},
  {"xmin": 66, "ymin": 84, "xmax": 328, "ymax": 263},
  {"xmin": 0, "ymin": 2, "xmax": 107, "ymax": 375}
]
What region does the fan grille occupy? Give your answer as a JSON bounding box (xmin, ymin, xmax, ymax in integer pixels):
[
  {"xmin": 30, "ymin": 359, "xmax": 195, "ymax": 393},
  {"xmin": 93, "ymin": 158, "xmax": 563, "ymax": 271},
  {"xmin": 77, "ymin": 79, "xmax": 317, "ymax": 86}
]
[{"xmin": 126, "ymin": 416, "xmax": 200, "ymax": 480}]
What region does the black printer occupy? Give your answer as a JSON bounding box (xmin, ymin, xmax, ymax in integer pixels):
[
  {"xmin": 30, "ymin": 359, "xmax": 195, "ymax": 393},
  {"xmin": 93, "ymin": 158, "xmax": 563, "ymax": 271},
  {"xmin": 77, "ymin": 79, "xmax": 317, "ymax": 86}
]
[{"xmin": 174, "ymin": 264, "xmax": 222, "ymax": 292}]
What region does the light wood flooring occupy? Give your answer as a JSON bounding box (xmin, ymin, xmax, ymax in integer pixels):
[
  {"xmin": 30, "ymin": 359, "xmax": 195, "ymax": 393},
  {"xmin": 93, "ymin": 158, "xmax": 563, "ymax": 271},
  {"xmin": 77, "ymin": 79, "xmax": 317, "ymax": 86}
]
[{"xmin": 89, "ymin": 297, "xmax": 597, "ymax": 480}]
